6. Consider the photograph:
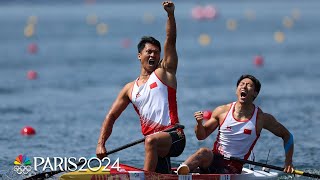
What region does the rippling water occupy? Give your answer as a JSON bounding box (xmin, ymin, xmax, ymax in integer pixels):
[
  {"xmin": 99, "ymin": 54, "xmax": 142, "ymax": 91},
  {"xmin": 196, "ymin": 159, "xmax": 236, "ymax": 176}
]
[{"xmin": 0, "ymin": 1, "xmax": 319, "ymax": 179}]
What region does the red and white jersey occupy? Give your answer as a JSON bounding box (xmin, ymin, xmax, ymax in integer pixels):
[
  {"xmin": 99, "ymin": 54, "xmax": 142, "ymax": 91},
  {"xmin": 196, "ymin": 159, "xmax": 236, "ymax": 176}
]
[
  {"xmin": 131, "ymin": 72, "xmax": 179, "ymax": 136},
  {"xmin": 213, "ymin": 102, "xmax": 260, "ymax": 160}
]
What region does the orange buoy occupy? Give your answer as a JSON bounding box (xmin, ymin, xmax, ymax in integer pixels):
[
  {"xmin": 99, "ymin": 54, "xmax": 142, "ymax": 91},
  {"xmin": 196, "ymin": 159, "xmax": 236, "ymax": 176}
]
[
  {"xmin": 121, "ymin": 38, "xmax": 132, "ymax": 48},
  {"xmin": 21, "ymin": 126, "xmax": 36, "ymax": 136},
  {"xmin": 27, "ymin": 70, "xmax": 38, "ymax": 80},
  {"xmin": 192, "ymin": 6, "xmax": 204, "ymax": 20},
  {"xmin": 253, "ymin": 55, "xmax": 264, "ymax": 67},
  {"xmin": 203, "ymin": 110, "xmax": 212, "ymax": 120},
  {"xmin": 203, "ymin": 5, "xmax": 218, "ymax": 19},
  {"xmin": 28, "ymin": 43, "xmax": 38, "ymax": 54}
]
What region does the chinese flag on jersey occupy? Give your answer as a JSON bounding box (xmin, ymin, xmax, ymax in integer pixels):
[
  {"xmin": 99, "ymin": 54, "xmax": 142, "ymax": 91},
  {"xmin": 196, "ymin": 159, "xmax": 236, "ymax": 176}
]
[
  {"xmin": 150, "ymin": 82, "xmax": 158, "ymax": 89},
  {"xmin": 244, "ymin": 129, "xmax": 252, "ymax": 135}
]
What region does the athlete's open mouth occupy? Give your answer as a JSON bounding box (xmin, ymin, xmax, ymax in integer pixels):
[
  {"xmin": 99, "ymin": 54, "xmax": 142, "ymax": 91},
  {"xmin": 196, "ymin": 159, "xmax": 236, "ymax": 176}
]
[
  {"xmin": 148, "ymin": 59, "xmax": 155, "ymax": 66},
  {"xmin": 241, "ymin": 91, "xmax": 247, "ymax": 98}
]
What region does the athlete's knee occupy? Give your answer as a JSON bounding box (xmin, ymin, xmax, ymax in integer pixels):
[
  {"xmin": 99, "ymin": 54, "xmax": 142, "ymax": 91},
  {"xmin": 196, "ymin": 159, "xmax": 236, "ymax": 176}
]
[
  {"xmin": 197, "ymin": 147, "xmax": 212, "ymax": 156},
  {"xmin": 195, "ymin": 148, "xmax": 213, "ymax": 167},
  {"xmin": 145, "ymin": 136, "xmax": 158, "ymax": 150}
]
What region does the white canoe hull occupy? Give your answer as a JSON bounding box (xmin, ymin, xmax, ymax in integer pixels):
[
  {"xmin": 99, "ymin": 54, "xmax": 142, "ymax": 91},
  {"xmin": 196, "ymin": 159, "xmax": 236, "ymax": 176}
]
[{"xmin": 59, "ymin": 163, "xmax": 278, "ymax": 180}]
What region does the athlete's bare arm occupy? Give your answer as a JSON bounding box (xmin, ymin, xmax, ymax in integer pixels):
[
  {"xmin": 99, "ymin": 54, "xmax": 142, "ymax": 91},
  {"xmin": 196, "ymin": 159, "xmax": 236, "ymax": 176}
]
[
  {"xmin": 261, "ymin": 111, "xmax": 294, "ymax": 173},
  {"xmin": 161, "ymin": 1, "xmax": 177, "ymax": 73},
  {"xmin": 157, "ymin": 1, "xmax": 178, "ymax": 89},
  {"xmin": 96, "ymin": 82, "xmax": 133, "ymax": 159},
  {"xmin": 194, "ymin": 105, "xmax": 228, "ymax": 140}
]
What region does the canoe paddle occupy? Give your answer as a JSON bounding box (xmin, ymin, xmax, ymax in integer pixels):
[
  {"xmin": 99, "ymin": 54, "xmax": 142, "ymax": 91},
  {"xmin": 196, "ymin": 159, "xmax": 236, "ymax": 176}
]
[
  {"xmin": 227, "ymin": 156, "xmax": 320, "ymax": 179},
  {"xmin": 23, "ymin": 124, "xmax": 185, "ymax": 180}
]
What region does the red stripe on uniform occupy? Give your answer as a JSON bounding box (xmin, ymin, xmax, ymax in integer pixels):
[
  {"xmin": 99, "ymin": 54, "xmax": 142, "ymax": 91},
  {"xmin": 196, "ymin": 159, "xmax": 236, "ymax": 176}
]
[
  {"xmin": 213, "ymin": 127, "xmax": 221, "ymax": 154},
  {"xmin": 220, "ymin": 103, "xmax": 234, "ymax": 126},
  {"xmin": 244, "ymin": 135, "xmax": 260, "ymax": 160},
  {"xmin": 133, "ymin": 104, "xmax": 152, "ymax": 136},
  {"xmin": 167, "ymin": 86, "xmax": 179, "ymax": 125}
]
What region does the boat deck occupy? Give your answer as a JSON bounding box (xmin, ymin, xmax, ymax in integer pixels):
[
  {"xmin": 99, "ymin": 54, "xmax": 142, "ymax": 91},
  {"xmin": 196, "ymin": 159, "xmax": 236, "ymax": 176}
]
[{"xmin": 59, "ymin": 163, "xmax": 278, "ymax": 180}]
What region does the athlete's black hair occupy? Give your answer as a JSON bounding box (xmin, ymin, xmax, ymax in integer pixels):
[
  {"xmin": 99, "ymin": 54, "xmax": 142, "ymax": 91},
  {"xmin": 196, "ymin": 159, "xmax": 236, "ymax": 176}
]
[
  {"xmin": 137, "ymin": 36, "xmax": 161, "ymax": 53},
  {"xmin": 236, "ymin": 74, "xmax": 261, "ymax": 95}
]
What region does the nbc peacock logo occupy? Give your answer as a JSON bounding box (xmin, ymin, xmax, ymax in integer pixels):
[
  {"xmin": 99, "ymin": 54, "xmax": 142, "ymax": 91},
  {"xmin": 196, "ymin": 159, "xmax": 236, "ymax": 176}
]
[{"xmin": 13, "ymin": 154, "xmax": 32, "ymax": 175}]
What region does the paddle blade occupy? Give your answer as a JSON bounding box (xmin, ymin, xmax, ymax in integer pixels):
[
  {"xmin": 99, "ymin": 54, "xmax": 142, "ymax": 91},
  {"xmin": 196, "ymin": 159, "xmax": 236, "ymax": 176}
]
[{"xmin": 294, "ymin": 170, "xmax": 320, "ymax": 179}]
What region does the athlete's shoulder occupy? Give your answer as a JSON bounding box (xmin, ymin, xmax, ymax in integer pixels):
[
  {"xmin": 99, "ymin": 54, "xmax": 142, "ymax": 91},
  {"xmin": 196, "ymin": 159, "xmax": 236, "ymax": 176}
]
[
  {"xmin": 121, "ymin": 81, "xmax": 135, "ymax": 93},
  {"xmin": 221, "ymin": 102, "xmax": 233, "ymax": 110},
  {"xmin": 257, "ymin": 108, "xmax": 274, "ymax": 121},
  {"xmin": 125, "ymin": 81, "xmax": 135, "ymax": 87},
  {"xmin": 154, "ymin": 67, "xmax": 165, "ymax": 75},
  {"xmin": 214, "ymin": 103, "xmax": 232, "ymax": 114}
]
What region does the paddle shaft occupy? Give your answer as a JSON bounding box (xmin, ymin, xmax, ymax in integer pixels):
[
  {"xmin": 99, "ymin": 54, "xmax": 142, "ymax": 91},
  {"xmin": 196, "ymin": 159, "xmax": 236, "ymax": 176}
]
[
  {"xmin": 24, "ymin": 124, "xmax": 184, "ymax": 180},
  {"xmin": 107, "ymin": 124, "xmax": 184, "ymax": 155},
  {"xmin": 228, "ymin": 156, "xmax": 320, "ymax": 179}
]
